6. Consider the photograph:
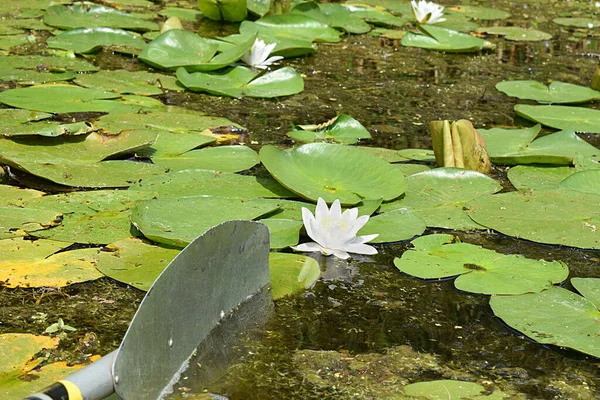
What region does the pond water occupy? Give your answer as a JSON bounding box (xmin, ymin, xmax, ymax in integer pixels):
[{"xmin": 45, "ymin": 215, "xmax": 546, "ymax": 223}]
[{"xmin": 1, "ymin": 0, "xmax": 600, "ymax": 398}]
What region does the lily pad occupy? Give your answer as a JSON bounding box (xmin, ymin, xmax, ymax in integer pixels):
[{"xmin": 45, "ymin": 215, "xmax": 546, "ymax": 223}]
[
  {"xmin": 177, "ymin": 66, "xmax": 304, "ymax": 98},
  {"xmin": 261, "ymin": 219, "xmax": 303, "ymax": 249},
  {"xmin": 153, "ymin": 145, "xmax": 259, "ymax": 173},
  {"xmin": 355, "ymin": 146, "xmax": 410, "ymax": 163},
  {"xmin": 0, "ymin": 333, "xmax": 58, "ymax": 375},
  {"xmin": 479, "ymin": 128, "xmax": 600, "ymax": 165},
  {"xmin": 236, "ymin": 23, "xmax": 316, "ymax": 57},
  {"xmin": 553, "ymin": 17, "xmax": 600, "ymax": 28},
  {"xmin": 130, "ymin": 169, "xmax": 296, "ymax": 199},
  {"xmin": 496, "ymin": 80, "xmax": 600, "ymax": 104},
  {"xmin": 26, "ymin": 190, "xmax": 154, "ymax": 243},
  {"xmin": 291, "ymin": 1, "xmax": 372, "ymax": 34},
  {"xmin": 198, "ymin": 0, "xmax": 247, "ymax": 21},
  {"xmin": 380, "ymin": 168, "xmax": 502, "ymax": 230},
  {"xmin": 95, "ymin": 238, "xmax": 180, "ymax": 290},
  {"xmin": 251, "ymin": 13, "xmax": 342, "ymax": 43},
  {"xmin": 74, "ymin": 70, "xmax": 182, "ymax": 95},
  {"xmin": 269, "ymin": 253, "xmax": 320, "ymax": 300},
  {"xmin": 43, "ymin": 4, "xmax": 158, "ymax": 32},
  {"xmin": 0, "ymin": 244, "xmax": 101, "ymax": 288},
  {"xmin": 0, "ymin": 55, "xmax": 99, "ymax": 72},
  {"xmin": 0, "ymin": 109, "xmax": 93, "ymax": 137},
  {"xmin": 0, "ymin": 207, "xmax": 62, "ymax": 239},
  {"xmin": 47, "ymin": 27, "xmax": 147, "ymax": 54},
  {"xmin": 139, "ymin": 30, "xmax": 253, "ymax": 71},
  {"xmin": 507, "ymin": 165, "xmax": 574, "ymax": 190},
  {"xmin": 357, "ymin": 208, "xmax": 426, "ymax": 243},
  {"xmin": 0, "ymin": 185, "xmax": 44, "ymax": 207},
  {"xmin": 559, "ymin": 169, "xmax": 600, "ymax": 195},
  {"xmin": 403, "ymin": 380, "xmax": 507, "ymax": 398},
  {"xmin": 467, "ymin": 189, "xmax": 600, "ymax": 249},
  {"xmin": 131, "ymin": 196, "xmax": 281, "ymax": 247},
  {"xmin": 476, "ymin": 26, "xmax": 551, "ymax": 41},
  {"xmin": 286, "ymin": 114, "xmax": 371, "ymax": 144},
  {"xmin": 402, "ymin": 25, "xmax": 490, "ymax": 53},
  {"xmin": 490, "ymin": 280, "xmax": 600, "ymax": 358},
  {"xmin": 259, "ymin": 143, "xmax": 408, "ymax": 205},
  {"xmin": 394, "ymin": 234, "xmax": 568, "ymax": 294},
  {"xmin": 514, "ymin": 105, "xmax": 600, "ymax": 133},
  {"xmin": 137, "ymin": 131, "xmax": 216, "ymax": 158}
]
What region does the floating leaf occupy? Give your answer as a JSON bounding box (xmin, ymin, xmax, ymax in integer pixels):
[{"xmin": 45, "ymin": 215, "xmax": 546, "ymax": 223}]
[
  {"xmin": 514, "ymin": 105, "xmax": 600, "ymax": 133},
  {"xmin": 394, "ymin": 234, "xmax": 568, "ymax": 294},
  {"xmin": 0, "ymin": 109, "xmax": 93, "ymax": 137},
  {"xmin": 286, "ymin": 114, "xmax": 371, "ymax": 144},
  {"xmin": 553, "ymin": 17, "xmax": 600, "ymax": 28},
  {"xmin": 0, "ymin": 207, "xmax": 62, "ymax": 239},
  {"xmin": 251, "ymin": 13, "xmax": 342, "ymax": 43},
  {"xmin": 198, "ymin": 0, "xmax": 247, "ymax": 21},
  {"xmin": 131, "ymin": 196, "xmax": 281, "ymax": 247},
  {"xmin": 43, "ymin": 4, "xmax": 158, "ymax": 32},
  {"xmin": 559, "ymin": 169, "xmax": 600, "ymax": 195},
  {"xmin": 355, "ymin": 146, "xmax": 410, "ymax": 163},
  {"xmin": 261, "ymin": 219, "xmax": 303, "ymax": 249},
  {"xmin": 291, "ymin": 1, "xmax": 372, "ymax": 34},
  {"xmin": 74, "ymin": 70, "xmax": 182, "ymax": 96},
  {"xmin": 0, "ymin": 333, "xmax": 58, "ymax": 375},
  {"xmin": 26, "ymin": 190, "xmax": 154, "ymax": 243},
  {"xmin": 358, "ymin": 208, "xmax": 425, "ymax": 243},
  {"xmin": 269, "ymin": 253, "xmax": 320, "ymax": 300},
  {"xmin": 130, "ymin": 169, "xmax": 296, "ymax": 199},
  {"xmin": 95, "ymin": 238, "xmax": 180, "ymax": 290},
  {"xmin": 47, "ymin": 27, "xmax": 147, "ymax": 54},
  {"xmin": 476, "ymin": 26, "xmax": 551, "ymax": 41},
  {"xmin": 507, "ymin": 165, "xmax": 574, "ymax": 190},
  {"xmin": 380, "ymin": 168, "xmax": 502, "ymax": 230},
  {"xmin": 236, "ymin": 23, "xmax": 316, "ymax": 57},
  {"xmin": 403, "ymin": 380, "xmax": 509, "ymax": 398},
  {"xmin": 177, "ymin": 66, "xmax": 304, "ymax": 98},
  {"xmin": 467, "ymin": 189, "xmax": 600, "ymax": 249},
  {"xmin": 402, "ymin": 25, "xmax": 490, "ymax": 52},
  {"xmin": 496, "ymin": 80, "xmax": 600, "ymax": 104},
  {"xmin": 0, "ymin": 185, "xmax": 44, "ymax": 207},
  {"xmin": 137, "ymin": 132, "xmax": 216, "ymax": 158},
  {"xmin": 260, "ymin": 143, "xmax": 407, "ymax": 205},
  {"xmin": 490, "ymin": 281, "xmax": 600, "ymax": 358},
  {"xmin": 153, "ymin": 145, "xmax": 259, "ymax": 173}
]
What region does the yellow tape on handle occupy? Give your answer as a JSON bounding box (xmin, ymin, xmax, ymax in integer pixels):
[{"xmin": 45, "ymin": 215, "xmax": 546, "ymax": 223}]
[{"xmin": 57, "ymin": 380, "xmax": 83, "ymax": 400}]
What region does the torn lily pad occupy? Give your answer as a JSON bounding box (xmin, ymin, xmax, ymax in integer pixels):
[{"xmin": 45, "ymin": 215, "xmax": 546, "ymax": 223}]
[
  {"xmin": 393, "ymin": 234, "xmax": 568, "ymax": 295},
  {"xmin": 0, "ymin": 207, "xmax": 62, "ymax": 239},
  {"xmin": 0, "ymin": 109, "xmax": 94, "ymax": 137},
  {"xmin": 286, "ymin": 114, "xmax": 371, "ymax": 144},
  {"xmin": 177, "ymin": 66, "xmax": 304, "ymax": 98}
]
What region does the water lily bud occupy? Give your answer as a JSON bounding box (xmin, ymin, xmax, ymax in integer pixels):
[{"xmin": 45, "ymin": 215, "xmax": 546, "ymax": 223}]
[
  {"xmin": 161, "ymin": 16, "xmax": 184, "ymax": 34},
  {"xmin": 430, "ymin": 119, "xmax": 491, "ymax": 173}
]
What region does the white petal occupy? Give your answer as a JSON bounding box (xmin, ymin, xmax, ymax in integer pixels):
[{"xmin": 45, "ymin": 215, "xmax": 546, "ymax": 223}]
[
  {"xmin": 330, "ymin": 199, "xmax": 343, "ymax": 221},
  {"xmin": 292, "ymin": 242, "xmax": 325, "ymax": 253},
  {"xmin": 349, "ymin": 214, "xmax": 370, "ymax": 236},
  {"xmin": 358, "ymin": 233, "xmax": 379, "ymax": 243},
  {"xmin": 314, "ymin": 197, "xmax": 329, "ymax": 222},
  {"xmin": 332, "ymin": 249, "xmax": 350, "ymax": 259},
  {"xmin": 301, "ymin": 207, "xmax": 317, "ymax": 240},
  {"xmin": 262, "ymin": 55, "xmax": 284, "ymax": 66},
  {"xmin": 344, "ymin": 243, "xmax": 378, "ymax": 255}
]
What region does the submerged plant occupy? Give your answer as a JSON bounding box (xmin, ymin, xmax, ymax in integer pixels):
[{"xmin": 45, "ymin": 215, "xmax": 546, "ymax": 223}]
[
  {"xmin": 242, "ymin": 39, "xmax": 284, "ymax": 70},
  {"xmin": 292, "ymin": 197, "xmax": 378, "ymax": 260},
  {"xmin": 410, "ymin": 0, "xmax": 446, "ymax": 25}
]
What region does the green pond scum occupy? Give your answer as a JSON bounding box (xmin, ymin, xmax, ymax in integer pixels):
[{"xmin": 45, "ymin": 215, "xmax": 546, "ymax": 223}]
[{"xmin": 1, "ymin": 0, "xmax": 600, "ymax": 398}]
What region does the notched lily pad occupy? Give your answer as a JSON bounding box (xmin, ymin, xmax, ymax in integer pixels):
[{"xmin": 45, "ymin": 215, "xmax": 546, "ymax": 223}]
[
  {"xmin": 286, "ymin": 114, "xmax": 371, "ymax": 144},
  {"xmin": 496, "ymin": 80, "xmax": 600, "ymax": 104},
  {"xmin": 0, "ymin": 207, "xmax": 62, "ymax": 239},
  {"xmin": 394, "ymin": 234, "xmax": 568, "ymax": 295}
]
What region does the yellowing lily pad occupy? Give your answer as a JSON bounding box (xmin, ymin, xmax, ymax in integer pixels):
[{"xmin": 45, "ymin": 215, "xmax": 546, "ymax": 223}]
[
  {"xmin": 0, "ymin": 185, "xmax": 45, "ymax": 207},
  {"xmin": 0, "ymin": 333, "xmax": 58, "ymax": 375},
  {"xmin": 259, "ymin": 143, "xmax": 407, "ymax": 205},
  {"xmin": 0, "ymin": 207, "xmax": 62, "ymax": 239},
  {"xmin": 95, "ymin": 238, "xmax": 180, "ymax": 290},
  {"xmin": 269, "ymin": 253, "xmax": 320, "ymax": 300},
  {"xmin": 394, "ymin": 234, "xmax": 568, "ymax": 294},
  {"xmin": 131, "ymin": 196, "xmax": 281, "ymax": 248}
]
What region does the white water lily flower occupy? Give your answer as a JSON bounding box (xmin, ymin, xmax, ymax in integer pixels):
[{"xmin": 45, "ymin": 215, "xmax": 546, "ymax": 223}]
[
  {"xmin": 292, "ymin": 197, "xmax": 378, "ymax": 260},
  {"xmin": 242, "ymin": 39, "xmax": 284, "ymax": 70},
  {"xmin": 411, "ymin": 0, "xmax": 446, "ymax": 24}
]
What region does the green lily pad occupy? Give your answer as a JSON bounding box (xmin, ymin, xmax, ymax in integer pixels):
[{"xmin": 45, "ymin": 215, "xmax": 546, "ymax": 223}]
[
  {"xmin": 261, "ymin": 219, "xmax": 303, "ymax": 249},
  {"xmin": 435, "ymin": 13, "xmax": 480, "ymax": 33},
  {"xmin": 286, "ymin": 114, "xmax": 371, "ymax": 144},
  {"xmin": 177, "ymin": 66, "xmax": 304, "ymax": 98},
  {"xmin": 159, "ymin": 8, "xmax": 202, "ymax": 21},
  {"xmin": 553, "ymin": 17, "xmax": 600, "ymax": 28},
  {"xmin": 131, "ymin": 196, "xmax": 281, "ymax": 247},
  {"xmin": 0, "ymin": 207, "xmax": 62, "ymax": 239},
  {"xmin": 0, "ymin": 55, "xmax": 99, "ymax": 72},
  {"xmin": 139, "ymin": 30, "xmax": 253, "ymax": 71},
  {"xmin": 479, "ymin": 128, "xmax": 600, "ymax": 165},
  {"xmin": 402, "ymin": 25, "xmax": 490, "ymax": 53},
  {"xmin": 0, "ymin": 85, "xmax": 123, "ymax": 113},
  {"xmin": 397, "ymin": 148, "xmax": 436, "ymax": 161},
  {"xmin": 449, "ymin": 5, "xmax": 511, "ymax": 20},
  {"xmin": 514, "ymin": 105, "xmax": 600, "ymax": 133},
  {"xmin": 358, "ymin": 208, "xmax": 426, "ymax": 243},
  {"xmin": 130, "ymin": 169, "xmax": 296, "ymax": 199},
  {"xmin": 137, "ymin": 132, "xmax": 216, "ymax": 158},
  {"xmin": 0, "ymin": 185, "xmax": 44, "ymax": 207},
  {"xmin": 490, "ymin": 281, "xmax": 600, "ymax": 358},
  {"xmin": 269, "ymin": 253, "xmax": 320, "ymax": 300},
  {"xmin": 198, "ymin": 0, "xmax": 247, "ymax": 21},
  {"xmin": 573, "ymin": 277, "xmax": 600, "ymax": 309},
  {"xmin": 291, "ymin": 1, "xmax": 372, "ymax": 34},
  {"xmin": 355, "ymin": 147, "xmax": 410, "ymax": 163},
  {"xmin": 559, "ymin": 169, "xmax": 600, "ymax": 195},
  {"xmin": 47, "ymin": 27, "xmax": 147, "ymax": 54},
  {"xmin": 0, "ymin": 109, "xmax": 92, "ymax": 137},
  {"xmin": 0, "ymin": 35, "xmax": 35, "ymax": 50},
  {"xmin": 0, "ymin": 69, "xmax": 76, "ymax": 85},
  {"xmin": 380, "ymin": 168, "xmax": 502, "ymax": 230},
  {"xmin": 43, "ymin": 4, "xmax": 158, "ymax": 32},
  {"xmin": 74, "ymin": 70, "xmax": 182, "ymax": 95},
  {"xmin": 394, "ymin": 234, "xmax": 568, "ymax": 295},
  {"xmin": 236, "ymin": 23, "xmax": 316, "ymax": 57},
  {"xmin": 153, "ymin": 145, "xmax": 259, "ymax": 173},
  {"xmin": 574, "ymin": 153, "xmax": 600, "ymax": 171},
  {"xmin": 476, "ymin": 26, "xmax": 552, "ymax": 41},
  {"xmin": 26, "ymin": 190, "xmax": 154, "ymax": 243},
  {"xmin": 251, "ymin": 13, "xmax": 342, "ymax": 43},
  {"xmin": 467, "ymin": 189, "xmax": 600, "ymax": 249},
  {"xmin": 507, "ymin": 165, "xmax": 574, "ymax": 190},
  {"xmin": 496, "ymin": 80, "xmax": 600, "ymax": 104},
  {"xmin": 402, "ymin": 379, "xmax": 509, "ymax": 398},
  {"xmin": 259, "ymin": 143, "xmax": 407, "ymax": 205},
  {"xmin": 95, "ymin": 238, "xmax": 180, "ymax": 290}
]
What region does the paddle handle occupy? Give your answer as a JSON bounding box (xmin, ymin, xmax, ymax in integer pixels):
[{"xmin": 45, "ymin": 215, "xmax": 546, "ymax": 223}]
[{"xmin": 23, "ymin": 350, "xmax": 117, "ymax": 400}]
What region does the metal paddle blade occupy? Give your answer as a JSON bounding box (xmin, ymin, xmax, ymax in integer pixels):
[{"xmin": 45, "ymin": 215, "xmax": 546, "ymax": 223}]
[{"xmin": 113, "ymin": 220, "xmax": 270, "ymax": 400}]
